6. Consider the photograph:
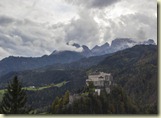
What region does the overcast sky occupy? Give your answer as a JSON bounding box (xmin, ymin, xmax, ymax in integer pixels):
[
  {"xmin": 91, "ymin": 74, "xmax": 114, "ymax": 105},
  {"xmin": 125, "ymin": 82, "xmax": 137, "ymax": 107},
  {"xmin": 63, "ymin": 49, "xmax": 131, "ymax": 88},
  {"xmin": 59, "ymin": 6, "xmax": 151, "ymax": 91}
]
[{"xmin": 0, "ymin": 0, "xmax": 157, "ymax": 60}]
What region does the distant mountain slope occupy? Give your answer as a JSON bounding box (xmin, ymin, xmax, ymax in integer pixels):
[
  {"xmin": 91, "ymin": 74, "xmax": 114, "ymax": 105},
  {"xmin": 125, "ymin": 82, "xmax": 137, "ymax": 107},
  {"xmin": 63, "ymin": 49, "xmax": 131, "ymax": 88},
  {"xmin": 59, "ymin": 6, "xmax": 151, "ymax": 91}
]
[
  {"xmin": 89, "ymin": 45, "xmax": 157, "ymax": 106},
  {"xmin": 0, "ymin": 51, "xmax": 84, "ymax": 77},
  {"xmin": 91, "ymin": 42, "xmax": 110, "ymax": 55},
  {"xmin": 0, "ymin": 69, "xmax": 87, "ymax": 88},
  {"xmin": 42, "ymin": 53, "xmax": 111, "ymax": 71},
  {"xmin": 0, "ymin": 52, "xmax": 112, "ymax": 89}
]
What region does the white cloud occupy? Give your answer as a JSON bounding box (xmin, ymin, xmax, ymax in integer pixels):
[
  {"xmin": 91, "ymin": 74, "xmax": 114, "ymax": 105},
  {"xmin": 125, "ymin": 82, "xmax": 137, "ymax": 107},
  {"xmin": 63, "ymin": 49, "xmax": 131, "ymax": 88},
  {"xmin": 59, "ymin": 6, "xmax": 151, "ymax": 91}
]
[
  {"xmin": 64, "ymin": 9, "xmax": 101, "ymax": 48},
  {"xmin": 0, "ymin": 0, "xmax": 157, "ymax": 59}
]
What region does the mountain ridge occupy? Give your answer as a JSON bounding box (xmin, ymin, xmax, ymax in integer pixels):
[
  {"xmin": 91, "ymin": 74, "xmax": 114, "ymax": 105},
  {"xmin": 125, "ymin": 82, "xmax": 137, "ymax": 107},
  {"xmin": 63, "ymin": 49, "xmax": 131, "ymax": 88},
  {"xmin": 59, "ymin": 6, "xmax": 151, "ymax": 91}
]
[
  {"xmin": 0, "ymin": 38, "xmax": 156, "ymax": 78},
  {"xmin": 0, "ymin": 51, "xmax": 85, "ymax": 77},
  {"xmin": 89, "ymin": 45, "xmax": 157, "ymax": 106}
]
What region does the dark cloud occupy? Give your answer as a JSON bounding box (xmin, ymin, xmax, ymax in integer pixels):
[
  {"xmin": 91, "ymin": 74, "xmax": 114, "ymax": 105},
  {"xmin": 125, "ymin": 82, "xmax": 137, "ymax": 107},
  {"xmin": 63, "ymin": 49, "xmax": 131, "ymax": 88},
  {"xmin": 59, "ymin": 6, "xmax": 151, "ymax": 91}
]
[
  {"xmin": 65, "ymin": 0, "xmax": 120, "ymax": 9},
  {"xmin": 0, "ymin": 17, "xmax": 55, "ymax": 58},
  {"xmin": 0, "ymin": 15, "xmax": 15, "ymax": 26},
  {"xmin": 0, "ymin": 15, "xmax": 83, "ymax": 59},
  {"xmin": 64, "ymin": 10, "xmax": 100, "ymax": 47},
  {"xmin": 88, "ymin": 0, "xmax": 120, "ymax": 8},
  {"xmin": 136, "ymin": 27, "xmax": 147, "ymax": 40}
]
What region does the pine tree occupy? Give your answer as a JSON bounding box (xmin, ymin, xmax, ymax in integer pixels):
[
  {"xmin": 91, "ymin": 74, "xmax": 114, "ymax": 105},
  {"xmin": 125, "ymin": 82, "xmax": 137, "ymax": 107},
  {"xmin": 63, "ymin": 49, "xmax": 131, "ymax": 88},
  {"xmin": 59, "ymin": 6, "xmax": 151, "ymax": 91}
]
[
  {"xmin": 0, "ymin": 76, "xmax": 29, "ymax": 114},
  {"xmin": 62, "ymin": 91, "xmax": 69, "ymax": 105}
]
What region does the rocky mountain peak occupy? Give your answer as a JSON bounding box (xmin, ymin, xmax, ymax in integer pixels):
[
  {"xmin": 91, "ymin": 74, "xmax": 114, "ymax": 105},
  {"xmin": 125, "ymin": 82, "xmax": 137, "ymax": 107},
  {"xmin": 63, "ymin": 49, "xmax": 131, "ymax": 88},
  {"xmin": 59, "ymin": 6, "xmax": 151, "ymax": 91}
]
[
  {"xmin": 111, "ymin": 38, "xmax": 136, "ymax": 47},
  {"xmin": 102, "ymin": 42, "xmax": 110, "ymax": 47},
  {"xmin": 143, "ymin": 39, "xmax": 156, "ymax": 45}
]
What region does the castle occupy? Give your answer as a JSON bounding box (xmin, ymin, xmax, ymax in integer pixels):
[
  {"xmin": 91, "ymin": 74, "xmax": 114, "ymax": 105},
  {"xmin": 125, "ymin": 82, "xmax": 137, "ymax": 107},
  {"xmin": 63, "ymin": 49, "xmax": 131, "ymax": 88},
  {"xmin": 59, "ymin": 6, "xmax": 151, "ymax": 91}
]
[{"xmin": 86, "ymin": 72, "xmax": 113, "ymax": 96}]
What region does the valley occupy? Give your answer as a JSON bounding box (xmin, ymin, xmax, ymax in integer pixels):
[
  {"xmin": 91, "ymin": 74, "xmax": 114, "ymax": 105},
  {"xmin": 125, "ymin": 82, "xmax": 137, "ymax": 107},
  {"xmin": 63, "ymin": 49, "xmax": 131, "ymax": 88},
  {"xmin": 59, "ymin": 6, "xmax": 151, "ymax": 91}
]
[{"xmin": 0, "ymin": 39, "xmax": 158, "ymax": 114}]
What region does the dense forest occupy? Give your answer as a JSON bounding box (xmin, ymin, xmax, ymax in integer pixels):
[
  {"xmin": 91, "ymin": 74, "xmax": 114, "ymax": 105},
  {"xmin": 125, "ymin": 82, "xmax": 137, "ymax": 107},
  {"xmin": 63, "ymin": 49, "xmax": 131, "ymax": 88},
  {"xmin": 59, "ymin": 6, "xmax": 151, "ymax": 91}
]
[{"xmin": 50, "ymin": 86, "xmax": 157, "ymax": 114}]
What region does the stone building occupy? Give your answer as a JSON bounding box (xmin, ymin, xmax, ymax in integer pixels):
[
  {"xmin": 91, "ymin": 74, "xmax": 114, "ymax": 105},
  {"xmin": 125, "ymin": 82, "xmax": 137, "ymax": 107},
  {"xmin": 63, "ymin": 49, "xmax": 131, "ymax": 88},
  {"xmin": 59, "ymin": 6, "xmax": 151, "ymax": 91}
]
[{"xmin": 86, "ymin": 72, "xmax": 113, "ymax": 95}]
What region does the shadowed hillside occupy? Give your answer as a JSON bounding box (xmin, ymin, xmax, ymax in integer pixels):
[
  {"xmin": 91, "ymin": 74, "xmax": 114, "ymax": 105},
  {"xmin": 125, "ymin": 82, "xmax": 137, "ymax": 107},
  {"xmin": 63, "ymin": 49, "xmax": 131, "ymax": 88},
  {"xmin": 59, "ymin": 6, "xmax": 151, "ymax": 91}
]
[{"xmin": 89, "ymin": 45, "xmax": 157, "ymax": 106}]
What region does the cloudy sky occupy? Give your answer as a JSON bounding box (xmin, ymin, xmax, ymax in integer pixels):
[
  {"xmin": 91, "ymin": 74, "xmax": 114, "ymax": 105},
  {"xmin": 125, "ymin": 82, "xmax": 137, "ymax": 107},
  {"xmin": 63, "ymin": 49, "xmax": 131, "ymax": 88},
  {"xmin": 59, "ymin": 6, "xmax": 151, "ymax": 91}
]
[{"xmin": 0, "ymin": 0, "xmax": 157, "ymax": 60}]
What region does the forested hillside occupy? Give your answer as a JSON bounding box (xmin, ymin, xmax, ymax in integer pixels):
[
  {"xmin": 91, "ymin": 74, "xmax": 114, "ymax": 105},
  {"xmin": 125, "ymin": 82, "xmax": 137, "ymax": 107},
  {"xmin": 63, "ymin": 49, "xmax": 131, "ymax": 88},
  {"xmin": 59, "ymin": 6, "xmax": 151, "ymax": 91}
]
[
  {"xmin": 0, "ymin": 51, "xmax": 85, "ymax": 77},
  {"xmin": 0, "ymin": 70, "xmax": 87, "ymax": 88},
  {"xmin": 50, "ymin": 86, "xmax": 157, "ymax": 114},
  {"xmin": 89, "ymin": 45, "xmax": 157, "ymax": 107}
]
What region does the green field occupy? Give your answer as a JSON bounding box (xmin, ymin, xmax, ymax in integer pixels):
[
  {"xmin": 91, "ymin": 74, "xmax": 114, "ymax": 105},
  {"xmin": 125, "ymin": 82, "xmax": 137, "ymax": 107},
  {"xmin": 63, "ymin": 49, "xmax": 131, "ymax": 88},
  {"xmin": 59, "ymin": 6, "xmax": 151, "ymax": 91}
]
[
  {"xmin": 24, "ymin": 81, "xmax": 68, "ymax": 91},
  {"xmin": 0, "ymin": 81, "xmax": 69, "ymax": 102}
]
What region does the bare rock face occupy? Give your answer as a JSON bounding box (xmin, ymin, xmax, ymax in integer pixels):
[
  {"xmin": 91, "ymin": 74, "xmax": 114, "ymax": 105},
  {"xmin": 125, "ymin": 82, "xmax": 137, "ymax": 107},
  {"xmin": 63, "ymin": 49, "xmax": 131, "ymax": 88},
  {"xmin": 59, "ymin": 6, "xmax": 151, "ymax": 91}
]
[{"xmin": 110, "ymin": 38, "xmax": 137, "ymax": 53}]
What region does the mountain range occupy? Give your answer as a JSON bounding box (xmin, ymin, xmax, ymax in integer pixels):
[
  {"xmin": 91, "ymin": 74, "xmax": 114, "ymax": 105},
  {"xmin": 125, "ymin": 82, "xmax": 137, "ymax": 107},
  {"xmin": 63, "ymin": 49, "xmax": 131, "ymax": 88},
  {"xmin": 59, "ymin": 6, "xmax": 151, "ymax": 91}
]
[
  {"xmin": 0, "ymin": 44, "xmax": 157, "ymax": 109},
  {"xmin": 68, "ymin": 38, "xmax": 156, "ymax": 56},
  {"xmin": 0, "ymin": 38, "xmax": 156, "ymax": 78},
  {"xmin": 0, "ymin": 39, "xmax": 157, "ymax": 112}
]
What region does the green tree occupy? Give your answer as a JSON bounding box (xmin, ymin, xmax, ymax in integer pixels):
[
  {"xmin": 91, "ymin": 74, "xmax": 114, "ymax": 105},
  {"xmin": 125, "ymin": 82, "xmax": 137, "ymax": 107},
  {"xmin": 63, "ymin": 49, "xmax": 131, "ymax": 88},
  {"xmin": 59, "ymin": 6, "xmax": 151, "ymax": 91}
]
[
  {"xmin": 51, "ymin": 96, "xmax": 59, "ymax": 113},
  {"xmin": 87, "ymin": 81, "xmax": 95, "ymax": 95},
  {"xmin": 0, "ymin": 76, "xmax": 29, "ymax": 114},
  {"xmin": 51, "ymin": 91, "xmax": 70, "ymax": 114},
  {"xmin": 62, "ymin": 91, "xmax": 69, "ymax": 105}
]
